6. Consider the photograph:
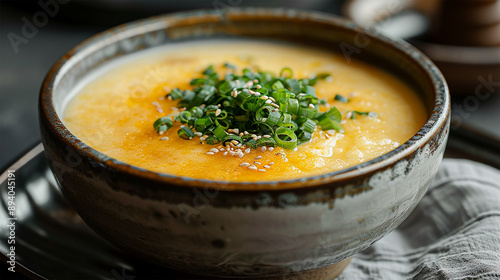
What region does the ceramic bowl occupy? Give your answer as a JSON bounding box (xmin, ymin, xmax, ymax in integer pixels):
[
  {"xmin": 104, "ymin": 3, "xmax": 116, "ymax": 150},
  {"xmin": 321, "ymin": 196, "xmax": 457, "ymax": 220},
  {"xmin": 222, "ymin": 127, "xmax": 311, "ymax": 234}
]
[{"xmin": 39, "ymin": 8, "xmax": 450, "ymax": 278}]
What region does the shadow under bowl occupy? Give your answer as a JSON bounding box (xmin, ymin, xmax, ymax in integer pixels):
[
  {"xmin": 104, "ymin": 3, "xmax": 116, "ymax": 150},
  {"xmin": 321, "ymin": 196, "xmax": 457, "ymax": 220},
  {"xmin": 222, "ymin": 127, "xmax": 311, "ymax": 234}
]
[{"xmin": 39, "ymin": 8, "xmax": 450, "ymax": 278}]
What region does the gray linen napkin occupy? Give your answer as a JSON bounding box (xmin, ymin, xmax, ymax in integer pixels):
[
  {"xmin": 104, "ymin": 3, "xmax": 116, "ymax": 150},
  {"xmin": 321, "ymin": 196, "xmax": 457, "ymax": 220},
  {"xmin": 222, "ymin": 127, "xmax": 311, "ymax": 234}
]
[{"xmin": 338, "ymin": 159, "xmax": 500, "ymax": 280}]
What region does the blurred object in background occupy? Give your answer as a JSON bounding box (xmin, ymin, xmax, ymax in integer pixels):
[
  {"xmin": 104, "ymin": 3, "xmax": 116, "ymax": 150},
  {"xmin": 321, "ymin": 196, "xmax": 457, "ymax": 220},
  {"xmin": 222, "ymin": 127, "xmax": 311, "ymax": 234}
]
[
  {"xmin": 344, "ymin": 0, "xmax": 500, "ymax": 168},
  {"xmin": 430, "ymin": 0, "xmax": 500, "ymax": 46},
  {"xmin": 344, "ymin": 0, "xmax": 500, "ymax": 95}
]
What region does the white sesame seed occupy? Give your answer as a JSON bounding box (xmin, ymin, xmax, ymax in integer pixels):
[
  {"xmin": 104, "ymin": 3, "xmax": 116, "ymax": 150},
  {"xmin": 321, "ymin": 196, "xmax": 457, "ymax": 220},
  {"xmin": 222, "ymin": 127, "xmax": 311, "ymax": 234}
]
[
  {"xmin": 261, "ymin": 146, "xmax": 267, "ymax": 152},
  {"xmin": 180, "ymin": 125, "xmax": 185, "ymax": 128},
  {"xmin": 257, "ymin": 136, "xmax": 262, "ymax": 139},
  {"xmin": 340, "ymin": 120, "xmax": 347, "ymax": 124},
  {"xmin": 255, "ymin": 156, "xmax": 262, "ymax": 159},
  {"xmin": 256, "ymin": 85, "xmax": 262, "ymax": 89},
  {"xmin": 260, "ymin": 96, "xmax": 269, "ymax": 100},
  {"xmin": 249, "ymin": 89, "xmax": 256, "ymax": 95},
  {"xmin": 327, "ymin": 130, "xmax": 336, "ymax": 135},
  {"xmin": 217, "ymin": 104, "xmax": 221, "ymax": 107},
  {"xmin": 268, "ymin": 147, "xmax": 274, "ymax": 152},
  {"xmin": 223, "ymin": 152, "xmax": 228, "ymax": 156},
  {"xmin": 262, "ymin": 118, "xmax": 267, "ymax": 122},
  {"xmin": 254, "ymin": 92, "xmax": 261, "ymax": 97},
  {"xmin": 238, "ymin": 152, "xmax": 244, "ymax": 158},
  {"xmin": 206, "ymin": 152, "xmax": 215, "ymax": 155},
  {"xmin": 265, "ymin": 99, "xmax": 272, "ymax": 104},
  {"xmin": 308, "ymin": 103, "xmax": 315, "ymax": 109},
  {"xmin": 240, "ymin": 162, "xmax": 251, "ymax": 167},
  {"xmin": 248, "ymin": 165, "xmax": 257, "ymax": 170},
  {"xmin": 229, "ymin": 151, "xmax": 237, "ymax": 156},
  {"xmin": 269, "ymin": 162, "xmax": 275, "ymax": 165},
  {"xmin": 258, "ymin": 169, "xmax": 266, "ymax": 172},
  {"xmin": 194, "ymin": 132, "xmax": 203, "ymax": 136},
  {"xmin": 239, "ymin": 133, "xmax": 244, "ymax": 137},
  {"xmin": 346, "ymin": 112, "xmax": 352, "ymax": 119},
  {"xmin": 200, "ymin": 137, "xmax": 206, "ymax": 141},
  {"xmin": 263, "ymin": 135, "xmax": 271, "ymax": 138},
  {"xmin": 244, "ymin": 131, "xmax": 249, "ymax": 135},
  {"xmin": 210, "ymin": 148, "xmax": 219, "ymax": 153},
  {"xmin": 245, "ymin": 148, "xmax": 251, "ymax": 153},
  {"xmin": 244, "ymin": 81, "xmax": 253, "ymax": 88},
  {"xmin": 254, "ymin": 162, "xmax": 261, "ymax": 165},
  {"xmin": 233, "ymin": 128, "xmax": 239, "ymax": 134},
  {"xmin": 253, "ymin": 79, "xmax": 258, "ymax": 83},
  {"xmin": 269, "ymin": 97, "xmax": 276, "ymax": 102},
  {"xmin": 215, "ymin": 109, "xmax": 221, "ymax": 116},
  {"xmin": 271, "ymin": 103, "xmax": 280, "ymax": 108},
  {"xmin": 167, "ymin": 95, "xmax": 172, "ymax": 100},
  {"xmin": 231, "ymin": 140, "xmax": 239, "ymax": 145},
  {"xmin": 160, "ymin": 137, "xmax": 169, "ymax": 141},
  {"xmin": 220, "ymin": 148, "xmax": 225, "ymax": 151},
  {"xmin": 263, "ymin": 165, "xmax": 271, "ymax": 169}
]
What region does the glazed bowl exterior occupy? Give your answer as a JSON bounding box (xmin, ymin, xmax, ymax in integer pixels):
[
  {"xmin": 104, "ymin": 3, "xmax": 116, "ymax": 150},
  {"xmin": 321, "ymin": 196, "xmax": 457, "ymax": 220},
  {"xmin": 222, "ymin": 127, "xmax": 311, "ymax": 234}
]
[{"xmin": 39, "ymin": 8, "xmax": 450, "ymax": 277}]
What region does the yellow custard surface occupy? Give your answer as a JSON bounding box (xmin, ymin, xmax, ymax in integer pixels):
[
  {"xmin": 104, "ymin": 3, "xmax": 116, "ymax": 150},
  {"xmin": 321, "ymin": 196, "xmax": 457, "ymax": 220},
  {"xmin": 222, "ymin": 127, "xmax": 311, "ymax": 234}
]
[{"xmin": 63, "ymin": 41, "xmax": 427, "ymax": 183}]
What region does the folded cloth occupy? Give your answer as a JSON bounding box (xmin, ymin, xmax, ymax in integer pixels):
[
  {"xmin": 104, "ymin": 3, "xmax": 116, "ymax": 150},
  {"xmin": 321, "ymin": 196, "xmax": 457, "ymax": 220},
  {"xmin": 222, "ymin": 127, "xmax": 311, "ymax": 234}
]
[{"xmin": 338, "ymin": 159, "xmax": 500, "ymax": 280}]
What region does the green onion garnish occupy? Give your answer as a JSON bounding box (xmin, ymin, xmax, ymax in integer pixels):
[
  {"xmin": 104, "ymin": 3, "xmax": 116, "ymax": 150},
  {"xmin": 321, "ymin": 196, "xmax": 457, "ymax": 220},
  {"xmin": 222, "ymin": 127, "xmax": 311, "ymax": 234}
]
[
  {"xmin": 153, "ymin": 64, "xmax": 345, "ymax": 150},
  {"xmin": 153, "ymin": 117, "xmax": 173, "ymax": 134},
  {"xmin": 334, "ymin": 94, "xmax": 349, "ymax": 103},
  {"xmin": 350, "ymin": 111, "xmax": 378, "ymax": 120}
]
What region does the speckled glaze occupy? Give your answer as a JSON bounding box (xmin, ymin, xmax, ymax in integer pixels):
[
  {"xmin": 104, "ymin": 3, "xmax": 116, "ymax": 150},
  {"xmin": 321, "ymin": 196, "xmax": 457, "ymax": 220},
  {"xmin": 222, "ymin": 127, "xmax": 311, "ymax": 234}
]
[{"xmin": 39, "ymin": 8, "xmax": 450, "ymax": 278}]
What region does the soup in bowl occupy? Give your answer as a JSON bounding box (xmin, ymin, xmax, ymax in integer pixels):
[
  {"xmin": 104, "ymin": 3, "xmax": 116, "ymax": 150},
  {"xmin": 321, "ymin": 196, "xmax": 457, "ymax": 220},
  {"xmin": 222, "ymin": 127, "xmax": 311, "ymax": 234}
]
[{"xmin": 39, "ymin": 8, "xmax": 449, "ymax": 278}]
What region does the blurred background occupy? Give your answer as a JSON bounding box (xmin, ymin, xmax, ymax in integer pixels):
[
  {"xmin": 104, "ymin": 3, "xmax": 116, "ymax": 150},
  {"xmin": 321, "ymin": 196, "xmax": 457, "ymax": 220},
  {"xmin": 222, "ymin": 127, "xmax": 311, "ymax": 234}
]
[{"xmin": 0, "ymin": 0, "xmax": 499, "ymax": 279}]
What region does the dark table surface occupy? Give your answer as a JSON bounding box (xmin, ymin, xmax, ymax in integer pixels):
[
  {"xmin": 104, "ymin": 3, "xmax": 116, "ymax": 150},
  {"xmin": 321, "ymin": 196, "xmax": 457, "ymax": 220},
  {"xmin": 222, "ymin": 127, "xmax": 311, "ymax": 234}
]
[{"xmin": 1, "ymin": 0, "xmax": 499, "ymax": 279}]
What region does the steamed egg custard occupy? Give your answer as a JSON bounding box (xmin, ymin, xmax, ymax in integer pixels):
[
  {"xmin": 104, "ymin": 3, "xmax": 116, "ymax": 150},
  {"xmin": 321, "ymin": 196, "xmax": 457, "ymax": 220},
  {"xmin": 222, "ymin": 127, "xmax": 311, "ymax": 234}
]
[{"xmin": 63, "ymin": 40, "xmax": 427, "ymax": 184}]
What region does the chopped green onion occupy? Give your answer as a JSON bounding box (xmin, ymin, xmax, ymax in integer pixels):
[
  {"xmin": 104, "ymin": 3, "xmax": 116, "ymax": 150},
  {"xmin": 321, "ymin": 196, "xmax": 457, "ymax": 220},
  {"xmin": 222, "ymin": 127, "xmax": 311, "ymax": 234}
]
[
  {"xmin": 154, "ymin": 64, "xmax": 348, "ymax": 150},
  {"xmin": 213, "ymin": 125, "xmax": 227, "ymax": 140},
  {"xmin": 178, "ymin": 111, "xmax": 192, "ymax": 124},
  {"xmin": 178, "ymin": 126, "xmax": 195, "ymax": 140},
  {"xmin": 334, "ymin": 94, "xmax": 349, "ymax": 103},
  {"xmin": 280, "ymin": 67, "xmax": 293, "ymax": 78},
  {"xmin": 153, "ymin": 117, "xmax": 173, "ymax": 134},
  {"xmin": 223, "ymin": 62, "xmax": 237, "ymax": 70},
  {"xmin": 256, "ymin": 137, "xmax": 277, "ymax": 147},
  {"xmin": 273, "ymin": 127, "xmax": 297, "ymax": 149},
  {"xmin": 168, "ymin": 88, "xmax": 184, "ymax": 100},
  {"xmin": 350, "ymin": 111, "xmax": 378, "ymax": 119}
]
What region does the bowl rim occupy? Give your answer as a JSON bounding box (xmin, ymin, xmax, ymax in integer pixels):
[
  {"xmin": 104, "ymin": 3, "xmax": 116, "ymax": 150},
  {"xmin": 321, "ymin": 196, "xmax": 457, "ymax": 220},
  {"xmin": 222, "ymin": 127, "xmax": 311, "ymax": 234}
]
[{"xmin": 40, "ymin": 8, "xmax": 450, "ymax": 191}]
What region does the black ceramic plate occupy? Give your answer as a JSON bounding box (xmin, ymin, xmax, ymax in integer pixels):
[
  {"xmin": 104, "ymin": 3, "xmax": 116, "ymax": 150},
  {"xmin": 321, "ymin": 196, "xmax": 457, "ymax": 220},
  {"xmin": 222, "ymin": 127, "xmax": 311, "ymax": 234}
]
[{"xmin": 0, "ymin": 143, "xmax": 225, "ymax": 280}]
